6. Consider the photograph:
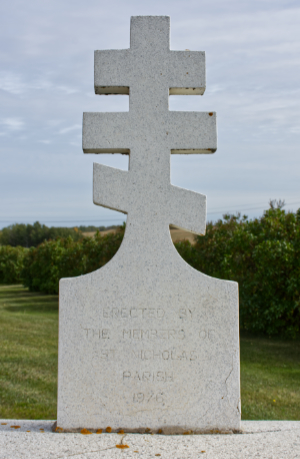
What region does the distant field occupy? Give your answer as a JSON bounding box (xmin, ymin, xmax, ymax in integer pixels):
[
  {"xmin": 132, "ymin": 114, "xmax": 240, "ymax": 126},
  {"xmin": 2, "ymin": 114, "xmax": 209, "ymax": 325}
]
[
  {"xmin": 83, "ymin": 228, "xmax": 119, "ymax": 238},
  {"xmin": 83, "ymin": 228, "xmax": 197, "ymax": 244},
  {"xmin": 1, "ymin": 285, "xmax": 299, "ymax": 420}
]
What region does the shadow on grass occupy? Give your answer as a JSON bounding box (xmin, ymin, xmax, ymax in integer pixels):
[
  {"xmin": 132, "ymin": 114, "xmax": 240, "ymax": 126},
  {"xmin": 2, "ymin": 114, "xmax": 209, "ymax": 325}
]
[
  {"xmin": 0, "ymin": 285, "xmax": 58, "ymax": 314},
  {"xmin": 240, "ymin": 331, "xmax": 300, "ymax": 365}
]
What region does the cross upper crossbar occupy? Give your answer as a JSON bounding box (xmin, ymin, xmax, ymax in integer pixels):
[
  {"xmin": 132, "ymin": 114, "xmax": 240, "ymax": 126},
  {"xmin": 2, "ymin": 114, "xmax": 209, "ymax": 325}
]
[{"xmin": 83, "ymin": 16, "xmax": 217, "ymax": 235}]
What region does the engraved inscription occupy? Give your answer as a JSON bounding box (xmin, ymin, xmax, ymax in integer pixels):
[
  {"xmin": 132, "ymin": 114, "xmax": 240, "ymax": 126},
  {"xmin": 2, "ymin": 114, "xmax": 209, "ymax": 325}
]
[
  {"xmin": 123, "ymin": 329, "xmax": 185, "ymax": 340},
  {"xmin": 199, "ymin": 329, "xmax": 215, "ymax": 340},
  {"xmin": 132, "ymin": 349, "xmax": 197, "ymax": 361},
  {"xmin": 179, "ymin": 308, "xmax": 193, "ymax": 319},
  {"xmin": 103, "ymin": 308, "xmax": 165, "ymax": 319},
  {"xmin": 98, "ymin": 349, "xmax": 116, "ymax": 360},
  {"xmin": 133, "ymin": 392, "xmax": 165, "ymax": 404},
  {"xmin": 82, "ymin": 328, "xmax": 110, "ymax": 339},
  {"xmin": 123, "ymin": 371, "xmax": 174, "ymax": 382}
]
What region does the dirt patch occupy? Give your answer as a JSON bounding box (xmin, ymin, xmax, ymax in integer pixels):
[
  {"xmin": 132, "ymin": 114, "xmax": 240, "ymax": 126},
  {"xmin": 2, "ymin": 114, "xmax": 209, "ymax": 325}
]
[
  {"xmin": 170, "ymin": 229, "xmax": 197, "ymax": 245},
  {"xmin": 83, "ymin": 228, "xmax": 196, "ymax": 244},
  {"xmin": 82, "ymin": 229, "xmax": 118, "ymax": 238}
]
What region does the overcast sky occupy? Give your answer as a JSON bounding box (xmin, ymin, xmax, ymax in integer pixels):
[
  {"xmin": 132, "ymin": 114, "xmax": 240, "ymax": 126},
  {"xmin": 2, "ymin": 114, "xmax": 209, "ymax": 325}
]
[{"xmin": 0, "ymin": 0, "xmax": 299, "ymax": 229}]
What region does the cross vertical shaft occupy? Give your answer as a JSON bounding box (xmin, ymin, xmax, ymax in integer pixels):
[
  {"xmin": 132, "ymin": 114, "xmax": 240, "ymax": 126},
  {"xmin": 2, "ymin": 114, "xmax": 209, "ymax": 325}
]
[{"xmin": 83, "ymin": 16, "xmax": 217, "ymax": 238}]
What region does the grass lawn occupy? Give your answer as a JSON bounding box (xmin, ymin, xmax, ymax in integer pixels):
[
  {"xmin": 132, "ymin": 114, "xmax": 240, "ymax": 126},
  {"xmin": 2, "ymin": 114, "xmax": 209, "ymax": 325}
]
[
  {"xmin": 240, "ymin": 333, "xmax": 300, "ymax": 420},
  {"xmin": 0, "ymin": 284, "xmax": 299, "ymax": 420},
  {"xmin": 0, "ymin": 285, "xmax": 58, "ymax": 419}
]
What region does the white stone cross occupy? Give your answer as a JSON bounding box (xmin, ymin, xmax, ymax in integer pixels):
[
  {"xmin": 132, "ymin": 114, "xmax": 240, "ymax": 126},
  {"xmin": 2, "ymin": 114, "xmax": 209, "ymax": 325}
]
[
  {"xmin": 58, "ymin": 16, "xmax": 240, "ymax": 433},
  {"xmin": 83, "ymin": 16, "xmax": 217, "ymax": 236}
]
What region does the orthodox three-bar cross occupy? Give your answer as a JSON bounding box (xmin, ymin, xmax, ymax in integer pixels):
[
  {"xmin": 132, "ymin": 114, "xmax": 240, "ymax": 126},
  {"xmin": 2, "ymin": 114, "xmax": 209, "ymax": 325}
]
[{"xmin": 83, "ymin": 16, "xmax": 217, "ymax": 237}]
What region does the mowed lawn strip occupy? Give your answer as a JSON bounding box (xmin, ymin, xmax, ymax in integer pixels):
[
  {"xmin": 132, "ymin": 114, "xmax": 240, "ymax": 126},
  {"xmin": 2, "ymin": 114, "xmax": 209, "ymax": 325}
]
[
  {"xmin": 240, "ymin": 333, "xmax": 300, "ymax": 420},
  {"xmin": 0, "ymin": 285, "xmax": 299, "ymax": 420},
  {"xmin": 0, "ymin": 285, "xmax": 58, "ymax": 419}
]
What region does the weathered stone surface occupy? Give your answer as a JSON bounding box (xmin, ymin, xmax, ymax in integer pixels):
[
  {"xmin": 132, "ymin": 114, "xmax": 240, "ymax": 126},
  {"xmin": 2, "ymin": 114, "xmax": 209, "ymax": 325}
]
[{"xmin": 57, "ymin": 16, "xmax": 240, "ymax": 433}]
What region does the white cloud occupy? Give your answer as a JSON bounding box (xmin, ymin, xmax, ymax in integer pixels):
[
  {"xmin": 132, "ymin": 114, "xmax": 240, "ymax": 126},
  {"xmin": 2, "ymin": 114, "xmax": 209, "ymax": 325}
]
[
  {"xmin": 1, "ymin": 117, "xmax": 24, "ymax": 130},
  {"xmin": 290, "ymin": 126, "xmax": 300, "ymax": 134},
  {"xmin": 0, "ymin": 73, "xmax": 24, "ymax": 95},
  {"xmin": 56, "ymin": 85, "xmax": 78, "ymax": 95},
  {"xmin": 0, "ymin": 72, "xmax": 79, "ymax": 96},
  {"xmin": 58, "ymin": 124, "xmax": 82, "ymax": 134},
  {"xmin": 38, "ymin": 140, "xmax": 51, "ymax": 144}
]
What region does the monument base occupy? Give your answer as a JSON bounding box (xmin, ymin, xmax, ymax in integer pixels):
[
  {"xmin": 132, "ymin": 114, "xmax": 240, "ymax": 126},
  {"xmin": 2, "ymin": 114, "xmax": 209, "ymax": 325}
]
[{"xmin": 57, "ymin": 230, "xmax": 240, "ymax": 433}]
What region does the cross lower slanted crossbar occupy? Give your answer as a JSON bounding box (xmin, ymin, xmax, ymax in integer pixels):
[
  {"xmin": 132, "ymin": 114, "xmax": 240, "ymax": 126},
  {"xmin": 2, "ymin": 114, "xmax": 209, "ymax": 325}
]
[{"xmin": 82, "ymin": 16, "xmax": 217, "ymax": 235}]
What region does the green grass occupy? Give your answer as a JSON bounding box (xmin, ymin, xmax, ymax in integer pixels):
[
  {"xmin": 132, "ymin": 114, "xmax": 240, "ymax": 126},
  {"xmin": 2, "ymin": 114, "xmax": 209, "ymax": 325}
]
[
  {"xmin": 240, "ymin": 333, "xmax": 300, "ymax": 420},
  {"xmin": 0, "ymin": 285, "xmax": 58, "ymax": 419},
  {"xmin": 0, "ymin": 285, "xmax": 299, "ymax": 420}
]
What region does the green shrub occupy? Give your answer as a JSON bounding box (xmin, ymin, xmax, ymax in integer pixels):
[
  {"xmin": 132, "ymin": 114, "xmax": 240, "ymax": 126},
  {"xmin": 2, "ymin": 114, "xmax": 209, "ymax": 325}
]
[
  {"xmin": 0, "ymin": 245, "xmax": 28, "ymax": 284},
  {"xmin": 13, "ymin": 205, "xmax": 300, "ymax": 338},
  {"xmin": 22, "ymin": 227, "xmax": 125, "ymax": 294},
  {"xmin": 175, "ymin": 204, "xmax": 300, "ymax": 338},
  {"xmin": 0, "ymin": 221, "xmax": 82, "ymax": 248}
]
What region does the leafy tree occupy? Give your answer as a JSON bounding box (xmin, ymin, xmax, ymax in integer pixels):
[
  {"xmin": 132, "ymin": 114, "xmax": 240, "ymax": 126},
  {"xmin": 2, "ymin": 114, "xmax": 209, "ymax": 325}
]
[
  {"xmin": 0, "ymin": 246, "xmax": 28, "ymax": 284},
  {"xmin": 176, "ymin": 202, "xmax": 300, "ymax": 338},
  {"xmin": 2, "ymin": 205, "xmax": 299, "ymax": 337},
  {"xmin": 22, "ymin": 226, "xmax": 125, "ymax": 294},
  {"xmin": 0, "ymin": 222, "xmax": 82, "ymax": 248}
]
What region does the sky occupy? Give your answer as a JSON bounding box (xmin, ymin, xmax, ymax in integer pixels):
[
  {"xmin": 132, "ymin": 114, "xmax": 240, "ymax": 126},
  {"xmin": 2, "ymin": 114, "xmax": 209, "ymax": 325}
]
[{"xmin": 0, "ymin": 0, "xmax": 299, "ymax": 229}]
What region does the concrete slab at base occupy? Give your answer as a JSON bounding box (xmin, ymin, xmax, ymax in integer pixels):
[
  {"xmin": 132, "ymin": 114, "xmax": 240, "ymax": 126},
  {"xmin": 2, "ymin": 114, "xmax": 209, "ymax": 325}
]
[{"xmin": 1, "ymin": 420, "xmax": 300, "ymax": 459}]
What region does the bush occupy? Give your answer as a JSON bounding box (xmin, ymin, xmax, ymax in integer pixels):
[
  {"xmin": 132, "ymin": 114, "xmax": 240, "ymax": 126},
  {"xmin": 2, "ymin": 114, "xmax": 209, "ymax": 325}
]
[
  {"xmin": 22, "ymin": 227, "xmax": 125, "ymax": 294},
  {"xmin": 0, "ymin": 221, "xmax": 83, "ymax": 248},
  {"xmin": 176, "ymin": 203, "xmax": 300, "ymax": 338},
  {"xmin": 0, "ymin": 245, "xmax": 28, "ymax": 284},
  {"xmin": 6, "ymin": 205, "xmax": 300, "ymax": 338}
]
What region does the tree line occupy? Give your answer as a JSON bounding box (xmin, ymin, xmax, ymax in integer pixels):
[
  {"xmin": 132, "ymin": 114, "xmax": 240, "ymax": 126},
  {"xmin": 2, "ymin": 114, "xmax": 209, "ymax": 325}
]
[
  {"xmin": 0, "ymin": 204, "xmax": 299, "ymax": 338},
  {"xmin": 0, "ymin": 222, "xmax": 82, "ymax": 247}
]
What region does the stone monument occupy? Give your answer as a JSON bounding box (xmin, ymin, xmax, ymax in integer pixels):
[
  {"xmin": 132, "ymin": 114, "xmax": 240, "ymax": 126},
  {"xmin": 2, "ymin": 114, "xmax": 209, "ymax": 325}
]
[{"xmin": 57, "ymin": 16, "xmax": 241, "ymax": 433}]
